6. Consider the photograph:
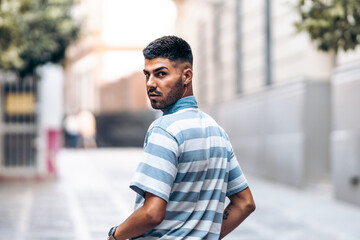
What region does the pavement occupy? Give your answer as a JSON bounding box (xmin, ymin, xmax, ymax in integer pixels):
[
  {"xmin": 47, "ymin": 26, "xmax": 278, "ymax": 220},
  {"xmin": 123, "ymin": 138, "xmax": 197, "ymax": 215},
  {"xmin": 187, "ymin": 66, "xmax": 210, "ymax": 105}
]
[{"xmin": 1, "ymin": 148, "xmax": 360, "ymax": 240}]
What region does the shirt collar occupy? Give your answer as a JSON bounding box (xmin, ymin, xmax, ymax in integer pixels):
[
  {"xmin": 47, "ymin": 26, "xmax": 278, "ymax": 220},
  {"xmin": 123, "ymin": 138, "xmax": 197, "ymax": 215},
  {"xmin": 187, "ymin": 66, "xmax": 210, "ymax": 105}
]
[{"xmin": 163, "ymin": 96, "xmax": 198, "ymax": 116}]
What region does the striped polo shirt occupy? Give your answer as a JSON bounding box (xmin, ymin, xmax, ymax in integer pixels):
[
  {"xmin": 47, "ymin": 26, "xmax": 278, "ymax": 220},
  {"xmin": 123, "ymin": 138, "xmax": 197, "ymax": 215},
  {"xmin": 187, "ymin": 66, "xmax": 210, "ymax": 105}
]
[{"xmin": 130, "ymin": 96, "xmax": 248, "ymax": 240}]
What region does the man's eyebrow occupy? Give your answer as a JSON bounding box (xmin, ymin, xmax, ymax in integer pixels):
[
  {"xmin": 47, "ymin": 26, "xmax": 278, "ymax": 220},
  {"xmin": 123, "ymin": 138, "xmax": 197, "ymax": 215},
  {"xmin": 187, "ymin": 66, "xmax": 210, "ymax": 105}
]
[
  {"xmin": 154, "ymin": 66, "xmax": 169, "ymax": 72},
  {"xmin": 143, "ymin": 66, "xmax": 169, "ymax": 74}
]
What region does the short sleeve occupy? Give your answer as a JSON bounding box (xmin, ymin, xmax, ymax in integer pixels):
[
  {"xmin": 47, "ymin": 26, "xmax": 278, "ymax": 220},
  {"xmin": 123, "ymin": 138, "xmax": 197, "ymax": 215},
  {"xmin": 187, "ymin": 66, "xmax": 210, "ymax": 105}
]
[
  {"xmin": 130, "ymin": 127, "xmax": 179, "ymax": 202},
  {"xmin": 226, "ymin": 150, "xmax": 248, "ymax": 196}
]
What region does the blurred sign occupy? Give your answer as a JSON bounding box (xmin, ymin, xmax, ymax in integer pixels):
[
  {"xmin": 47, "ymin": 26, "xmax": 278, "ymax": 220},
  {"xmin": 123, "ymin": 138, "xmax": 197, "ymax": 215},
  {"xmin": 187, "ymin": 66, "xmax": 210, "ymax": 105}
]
[{"xmin": 5, "ymin": 93, "xmax": 36, "ymax": 115}]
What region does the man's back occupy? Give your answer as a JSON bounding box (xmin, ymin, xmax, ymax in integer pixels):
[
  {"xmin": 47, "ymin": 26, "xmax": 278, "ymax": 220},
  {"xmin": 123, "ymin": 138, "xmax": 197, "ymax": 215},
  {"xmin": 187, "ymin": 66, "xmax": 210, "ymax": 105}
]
[
  {"xmin": 108, "ymin": 36, "xmax": 254, "ymax": 240},
  {"xmin": 130, "ymin": 97, "xmax": 248, "ymax": 239}
]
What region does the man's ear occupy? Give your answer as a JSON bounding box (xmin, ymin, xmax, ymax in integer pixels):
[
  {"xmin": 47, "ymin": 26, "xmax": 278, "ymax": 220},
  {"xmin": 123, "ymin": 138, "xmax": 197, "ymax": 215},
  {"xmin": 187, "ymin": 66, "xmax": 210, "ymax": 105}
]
[{"xmin": 183, "ymin": 68, "xmax": 193, "ymax": 86}]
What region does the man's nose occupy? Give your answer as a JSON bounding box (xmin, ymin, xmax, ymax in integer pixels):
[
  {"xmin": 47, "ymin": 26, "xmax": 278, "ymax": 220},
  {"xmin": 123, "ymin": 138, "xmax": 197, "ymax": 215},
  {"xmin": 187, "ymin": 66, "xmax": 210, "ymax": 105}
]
[{"xmin": 146, "ymin": 76, "xmax": 156, "ymax": 88}]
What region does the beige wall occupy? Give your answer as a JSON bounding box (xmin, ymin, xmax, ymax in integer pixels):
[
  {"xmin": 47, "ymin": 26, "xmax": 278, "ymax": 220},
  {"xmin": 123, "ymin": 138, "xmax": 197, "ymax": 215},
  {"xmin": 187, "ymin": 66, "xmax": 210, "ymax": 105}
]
[{"xmin": 99, "ymin": 72, "xmax": 149, "ymax": 113}]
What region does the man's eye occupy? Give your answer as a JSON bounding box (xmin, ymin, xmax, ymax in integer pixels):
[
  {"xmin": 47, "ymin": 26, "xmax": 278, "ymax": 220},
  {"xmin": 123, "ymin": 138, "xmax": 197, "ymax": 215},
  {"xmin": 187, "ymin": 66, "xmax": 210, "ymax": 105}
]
[{"xmin": 158, "ymin": 72, "xmax": 166, "ymax": 77}]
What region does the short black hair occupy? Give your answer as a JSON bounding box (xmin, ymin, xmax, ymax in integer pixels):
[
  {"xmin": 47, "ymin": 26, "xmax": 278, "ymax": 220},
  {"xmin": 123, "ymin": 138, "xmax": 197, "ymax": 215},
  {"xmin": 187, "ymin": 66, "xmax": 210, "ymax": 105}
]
[{"xmin": 143, "ymin": 36, "xmax": 193, "ymax": 66}]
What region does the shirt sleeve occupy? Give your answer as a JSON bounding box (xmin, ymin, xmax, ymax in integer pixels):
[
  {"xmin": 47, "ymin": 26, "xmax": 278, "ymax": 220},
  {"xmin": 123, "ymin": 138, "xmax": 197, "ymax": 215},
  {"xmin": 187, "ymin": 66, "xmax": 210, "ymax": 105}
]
[
  {"xmin": 130, "ymin": 126, "xmax": 179, "ymax": 202},
  {"xmin": 226, "ymin": 149, "xmax": 248, "ymax": 196}
]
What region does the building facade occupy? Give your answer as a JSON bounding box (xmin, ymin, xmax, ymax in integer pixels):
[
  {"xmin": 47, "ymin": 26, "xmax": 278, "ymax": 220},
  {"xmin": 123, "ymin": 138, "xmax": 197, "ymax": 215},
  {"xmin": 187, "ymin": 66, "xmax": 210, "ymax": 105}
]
[
  {"xmin": 332, "ymin": 50, "xmax": 360, "ymax": 205},
  {"xmin": 64, "ymin": 0, "xmax": 177, "ymax": 115},
  {"xmin": 63, "ymin": 0, "xmax": 177, "ymax": 147},
  {"xmin": 0, "ymin": 73, "xmax": 38, "ymax": 178},
  {"xmin": 0, "ymin": 64, "xmax": 64, "ymax": 179},
  {"xmin": 173, "ymin": 0, "xmax": 360, "ymax": 205}
]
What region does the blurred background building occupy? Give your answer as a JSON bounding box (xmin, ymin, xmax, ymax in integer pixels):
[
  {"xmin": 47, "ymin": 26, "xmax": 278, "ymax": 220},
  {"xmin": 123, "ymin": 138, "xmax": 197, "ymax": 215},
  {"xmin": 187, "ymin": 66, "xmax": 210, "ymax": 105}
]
[
  {"xmin": 0, "ymin": 64, "xmax": 63, "ymax": 179},
  {"xmin": 173, "ymin": 0, "xmax": 360, "ymax": 205},
  {"xmin": 63, "ymin": 0, "xmax": 176, "ymax": 147},
  {"xmin": 1, "ymin": 0, "xmax": 360, "ymax": 207},
  {"xmin": 0, "ymin": 0, "xmax": 78, "ymax": 179}
]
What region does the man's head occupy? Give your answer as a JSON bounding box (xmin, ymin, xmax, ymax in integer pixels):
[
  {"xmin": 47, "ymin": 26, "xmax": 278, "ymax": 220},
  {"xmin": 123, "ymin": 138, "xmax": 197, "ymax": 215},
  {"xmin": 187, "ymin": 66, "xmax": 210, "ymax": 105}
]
[
  {"xmin": 143, "ymin": 35, "xmax": 193, "ymax": 67},
  {"xmin": 143, "ymin": 36, "xmax": 194, "ymax": 111}
]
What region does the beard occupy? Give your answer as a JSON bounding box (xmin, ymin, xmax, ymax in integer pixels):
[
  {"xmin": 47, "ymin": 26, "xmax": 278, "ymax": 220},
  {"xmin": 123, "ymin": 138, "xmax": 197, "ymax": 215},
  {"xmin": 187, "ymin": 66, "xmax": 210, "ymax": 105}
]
[{"xmin": 149, "ymin": 76, "xmax": 184, "ymax": 110}]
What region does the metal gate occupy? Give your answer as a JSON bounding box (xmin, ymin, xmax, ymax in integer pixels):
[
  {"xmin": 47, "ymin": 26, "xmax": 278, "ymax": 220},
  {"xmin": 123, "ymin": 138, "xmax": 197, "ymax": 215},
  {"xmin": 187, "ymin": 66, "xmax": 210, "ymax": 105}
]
[{"xmin": 0, "ymin": 73, "xmax": 38, "ymax": 176}]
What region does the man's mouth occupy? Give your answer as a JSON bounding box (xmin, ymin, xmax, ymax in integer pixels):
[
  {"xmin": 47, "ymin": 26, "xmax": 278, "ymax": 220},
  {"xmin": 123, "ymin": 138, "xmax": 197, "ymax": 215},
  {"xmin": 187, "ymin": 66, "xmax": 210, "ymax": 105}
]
[{"xmin": 148, "ymin": 92, "xmax": 161, "ymax": 100}]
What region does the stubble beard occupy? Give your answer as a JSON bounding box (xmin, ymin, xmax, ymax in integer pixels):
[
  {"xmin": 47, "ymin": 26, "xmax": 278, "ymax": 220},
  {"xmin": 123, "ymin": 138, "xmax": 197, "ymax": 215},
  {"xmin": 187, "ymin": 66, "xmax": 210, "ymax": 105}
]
[{"xmin": 150, "ymin": 76, "xmax": 184, "ymax": 110}]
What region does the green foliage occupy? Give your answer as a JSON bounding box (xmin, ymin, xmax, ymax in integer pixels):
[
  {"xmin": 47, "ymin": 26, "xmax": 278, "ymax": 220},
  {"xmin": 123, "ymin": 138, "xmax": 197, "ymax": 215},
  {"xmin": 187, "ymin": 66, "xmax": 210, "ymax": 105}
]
[
  {"xmin": 0, "ymin": 0, "xmax": 80, "ymax": 77},
  {"xmin": 295, "ymin": 0, "xmax": 360, "ymax": 53}
]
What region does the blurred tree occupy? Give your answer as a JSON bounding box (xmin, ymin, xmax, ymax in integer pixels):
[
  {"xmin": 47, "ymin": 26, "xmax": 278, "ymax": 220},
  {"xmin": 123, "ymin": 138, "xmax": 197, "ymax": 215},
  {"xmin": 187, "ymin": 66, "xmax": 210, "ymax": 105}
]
[
  {"xmin": 295, "ymin": 0, "xmax": 360, "ymax": 53},
  {"xmin": 0, "ymin": 0, "xmax": 80, "ymax": 78}
]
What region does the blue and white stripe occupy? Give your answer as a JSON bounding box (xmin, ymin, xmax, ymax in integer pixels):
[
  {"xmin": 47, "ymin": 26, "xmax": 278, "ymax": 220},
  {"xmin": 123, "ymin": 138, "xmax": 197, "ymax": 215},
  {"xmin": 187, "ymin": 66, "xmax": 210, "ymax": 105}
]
[{"xmin": 130, "ymin": 96, "xmax": 248, "ymax": 240}]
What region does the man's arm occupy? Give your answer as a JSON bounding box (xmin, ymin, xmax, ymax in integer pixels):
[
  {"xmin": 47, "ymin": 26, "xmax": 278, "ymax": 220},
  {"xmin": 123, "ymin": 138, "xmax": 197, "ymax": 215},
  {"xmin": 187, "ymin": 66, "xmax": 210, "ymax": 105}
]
[
  {"xmin": 219, "ymin": 187, "xmax": 255, "ymax": 239},
  {"xmin": 111, "ymin": 192, "xmax": 167, "ymax": 240}
]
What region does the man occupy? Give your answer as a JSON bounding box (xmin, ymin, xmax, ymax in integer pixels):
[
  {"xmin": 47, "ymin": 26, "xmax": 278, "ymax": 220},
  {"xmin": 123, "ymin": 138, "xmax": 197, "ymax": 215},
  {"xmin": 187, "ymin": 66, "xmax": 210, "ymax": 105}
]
[{"xmin": 108, "ymin": 36, "xmax": 255, "ymax": 240}]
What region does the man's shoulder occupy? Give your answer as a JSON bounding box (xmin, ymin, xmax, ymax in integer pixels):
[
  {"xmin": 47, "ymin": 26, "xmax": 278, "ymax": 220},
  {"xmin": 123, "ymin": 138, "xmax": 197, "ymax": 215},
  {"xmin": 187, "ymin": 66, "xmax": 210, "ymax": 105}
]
[
  {"xmin": 155, "ymin": 108, "xmax": 198, "ymax": 125},
  {"xmin": 145, "ymin": 115, "xmax": 174, "ymax": 139},
  {"xmin": 158, "ymin": 108, "xmax": 227, "ymax": 133},
  {"xmin": 147, "ymin": 108, "xmax": 202, "ymax": 136},
  {"xmin": 198, "ymin": 110, "xmax": 231, "ymax": 140}
]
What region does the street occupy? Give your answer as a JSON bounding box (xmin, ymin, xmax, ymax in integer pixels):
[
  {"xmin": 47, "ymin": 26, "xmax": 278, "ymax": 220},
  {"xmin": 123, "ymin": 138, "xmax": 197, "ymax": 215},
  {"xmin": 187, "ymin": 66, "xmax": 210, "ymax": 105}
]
[{"xmin": 1, "ymin": 148, "xmax": 360, "ymax": 240}]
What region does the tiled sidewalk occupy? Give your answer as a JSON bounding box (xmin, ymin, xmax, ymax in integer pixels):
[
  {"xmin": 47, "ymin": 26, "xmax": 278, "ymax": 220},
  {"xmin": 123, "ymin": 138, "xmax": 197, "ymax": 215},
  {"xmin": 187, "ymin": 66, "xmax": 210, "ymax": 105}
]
[{"xmin": 1, "ymin": 148, "xmax": 360, "ymax": 240}]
